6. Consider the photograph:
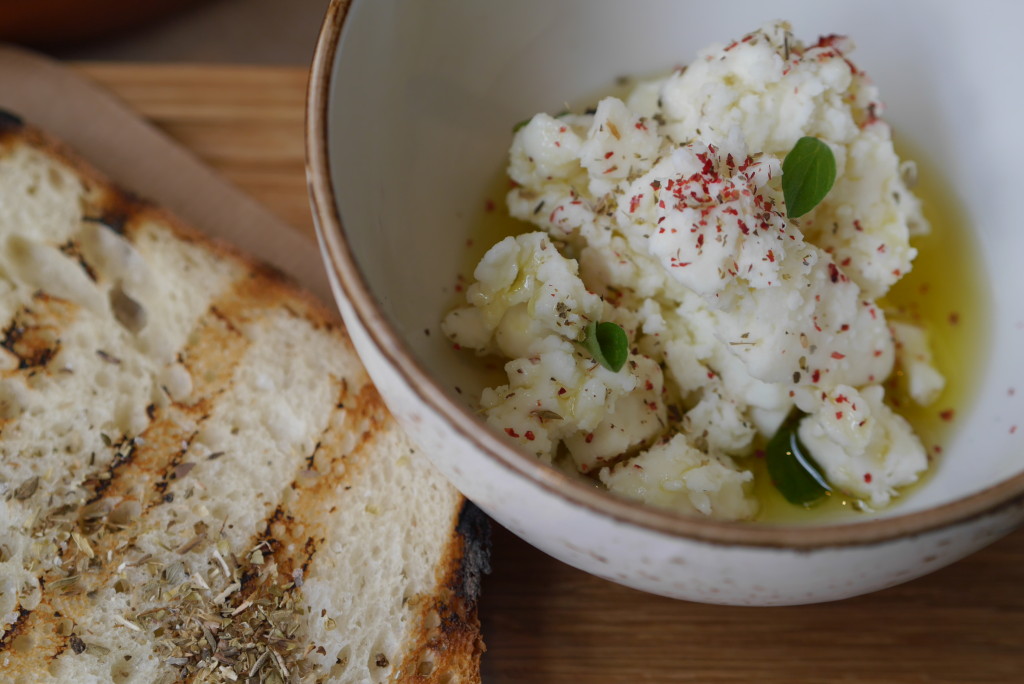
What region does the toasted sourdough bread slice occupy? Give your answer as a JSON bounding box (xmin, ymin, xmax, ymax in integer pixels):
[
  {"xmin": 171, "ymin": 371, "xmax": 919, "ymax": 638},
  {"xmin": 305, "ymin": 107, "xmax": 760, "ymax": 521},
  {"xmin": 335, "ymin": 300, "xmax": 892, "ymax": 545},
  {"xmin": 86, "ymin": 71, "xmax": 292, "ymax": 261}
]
[{"xmin": 0, "ymin": 112, "xmax": 488, "ymax": 683}]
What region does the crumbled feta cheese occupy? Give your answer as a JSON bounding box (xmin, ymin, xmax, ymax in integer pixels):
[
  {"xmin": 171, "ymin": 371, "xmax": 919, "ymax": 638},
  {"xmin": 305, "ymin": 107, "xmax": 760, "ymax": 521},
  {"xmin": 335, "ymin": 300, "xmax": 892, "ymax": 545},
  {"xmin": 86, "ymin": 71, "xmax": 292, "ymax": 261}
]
[
  {"xmin": 508, "ymin": 113, "xmax": 587, "ymax": 190},
  {"xmin": 579, "ymin": 97, "xmax": 661, "ymax": 197},
  {"xmin": 563, "ymin": 355, "xmax": 666, "ymax": 473},
  {"xmin": 479, "ymin": 335, "xmax": 638, "ymax": 463},
  {"xmin": 797, "ymin": 384, "xmax": 928, "ymax": 507},
  {"xmin": 655, "ymin": 21, "xmax": 925, "ymax": 299},
  {"xmin": 632, "ymin": 139, "xmax": 895, "ymax": 387},
  {"xmin": 600, "ymin": 434, "xmax": 758, "ymax": 520},
  {"xmin": 890, "ymin": 321, "xmax": 946, "ymax": 405},
  {"xmin": 446, "ymin": 21, "xmax": 941, "ymax": 521},
  {"xmin": 683, "ymin": 383, "xmax": 757, "ymax": 457},
  {"xmin": 578, "ymin": 235, "xmax": 672, "ymax": 301},
  {"xmin": 442, "ymin": 232, "xmax": 602, "ymax": 358}
]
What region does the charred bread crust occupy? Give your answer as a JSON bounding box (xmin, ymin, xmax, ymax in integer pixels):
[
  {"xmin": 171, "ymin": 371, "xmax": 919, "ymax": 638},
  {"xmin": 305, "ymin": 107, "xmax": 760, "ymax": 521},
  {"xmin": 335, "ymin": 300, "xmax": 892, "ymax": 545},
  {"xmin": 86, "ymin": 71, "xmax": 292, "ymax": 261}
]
[
  {"xmin": 0, "ymin": 108, "xmax": 25, "ymax": 133},
  {"xmin": 394, "ymin": 501, "xmax": 490, "ymax": 681},
  {"xmin": 453, "ymin": 501, "xmax": 492, "ymax": 606}
]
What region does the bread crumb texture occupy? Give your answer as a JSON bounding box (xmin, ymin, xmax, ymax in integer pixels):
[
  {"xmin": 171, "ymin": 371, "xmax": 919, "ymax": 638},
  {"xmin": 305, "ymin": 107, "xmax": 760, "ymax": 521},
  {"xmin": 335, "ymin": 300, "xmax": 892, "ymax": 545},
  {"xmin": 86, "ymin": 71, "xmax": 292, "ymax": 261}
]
[{"xmin": 0, "ymin": 118, "xmax": 485, "ymax": 683}]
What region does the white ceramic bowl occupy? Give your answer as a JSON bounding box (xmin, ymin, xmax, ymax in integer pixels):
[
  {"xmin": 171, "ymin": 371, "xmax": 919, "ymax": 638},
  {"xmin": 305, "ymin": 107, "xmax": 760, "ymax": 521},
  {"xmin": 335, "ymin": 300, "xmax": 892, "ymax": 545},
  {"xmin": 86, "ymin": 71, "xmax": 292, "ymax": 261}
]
[{"xmin": 307, "ymin": 0, "xmax": 1024, "ymax": 605}]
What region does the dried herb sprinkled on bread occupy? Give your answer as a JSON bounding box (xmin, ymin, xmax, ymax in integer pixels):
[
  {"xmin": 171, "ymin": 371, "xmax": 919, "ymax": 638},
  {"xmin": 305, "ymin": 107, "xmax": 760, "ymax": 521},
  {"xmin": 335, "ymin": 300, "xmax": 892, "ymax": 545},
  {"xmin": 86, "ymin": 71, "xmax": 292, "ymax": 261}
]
[{"xmin": 0, "ymin": 112, "xmax": 487, "ymax": 683}]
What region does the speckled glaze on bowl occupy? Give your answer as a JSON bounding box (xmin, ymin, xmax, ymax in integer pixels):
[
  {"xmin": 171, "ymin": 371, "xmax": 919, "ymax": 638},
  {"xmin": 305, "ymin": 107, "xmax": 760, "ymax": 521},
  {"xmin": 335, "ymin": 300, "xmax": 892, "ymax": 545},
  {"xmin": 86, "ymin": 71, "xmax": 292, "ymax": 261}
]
[{"xmin": 307, "ymin": 0, "xmax": 1024, "ymax": 605}]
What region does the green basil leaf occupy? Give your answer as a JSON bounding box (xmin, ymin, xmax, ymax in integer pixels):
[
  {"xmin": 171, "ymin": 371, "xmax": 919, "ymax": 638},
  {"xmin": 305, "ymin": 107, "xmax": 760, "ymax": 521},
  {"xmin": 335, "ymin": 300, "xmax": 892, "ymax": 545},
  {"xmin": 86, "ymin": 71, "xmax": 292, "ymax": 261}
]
[
  {"xmin": 766, "ymin": 414, "xmax": 832, "ymax": 506},
  {"xmin": 782, "ymin": 136, "xmax": 836, "ymax": 219},
  {"xmin": 582, "ymin": 321, "xmax": 628, "ymax": 373}
]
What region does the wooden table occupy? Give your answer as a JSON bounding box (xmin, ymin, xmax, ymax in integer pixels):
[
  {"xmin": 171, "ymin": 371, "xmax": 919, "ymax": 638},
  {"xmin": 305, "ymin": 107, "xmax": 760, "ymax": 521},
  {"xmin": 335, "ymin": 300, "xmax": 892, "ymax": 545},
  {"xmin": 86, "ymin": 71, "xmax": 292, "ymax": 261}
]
[{"xmin": 78, "ymin": 63, "xmax": 1024, "ymax": 684}]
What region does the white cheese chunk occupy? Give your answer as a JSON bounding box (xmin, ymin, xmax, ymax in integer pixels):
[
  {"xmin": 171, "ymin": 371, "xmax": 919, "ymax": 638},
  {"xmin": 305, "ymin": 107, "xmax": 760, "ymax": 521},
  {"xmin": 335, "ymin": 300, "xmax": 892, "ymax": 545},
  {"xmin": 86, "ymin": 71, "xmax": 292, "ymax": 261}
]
[
  {"xmin": 441, "ymin": 232, "xmax": 602, "ymax": 358},
  {"xmin": 798, "ymin": 384, "xmax": 928, "ymax": 507},
  {"xmin": 656, "ymin": 21, "xmax": 925, "ymax": 299},
  {"xmin": 479, "ymin": 336, "xmax": 638, "ymax": 462},
  {"xmin": 579, "ymin": 97, "xmax": 661, "ymax": 197},
  {"xmin": 683, "ymin": 384, "xmax": 757, "ymax": 456},
  {"xmin": 600, "ymin": 434, "xmax": 757, "ymax": 520},
  {"xmin": 564, "ymin": 354, "xmax": 666, "ymax": 473},
  {"xmin": 891, "ymin": 320, "xmax": 946, "ymax": 405}
]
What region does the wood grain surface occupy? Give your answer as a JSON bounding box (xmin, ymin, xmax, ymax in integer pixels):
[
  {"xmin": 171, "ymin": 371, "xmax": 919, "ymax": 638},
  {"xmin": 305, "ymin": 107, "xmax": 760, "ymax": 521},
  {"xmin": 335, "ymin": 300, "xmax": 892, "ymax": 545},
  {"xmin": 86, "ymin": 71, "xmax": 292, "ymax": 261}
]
[{"xmin": 75, "ymin": 63, "xmax": 1024, "ymax": 684}]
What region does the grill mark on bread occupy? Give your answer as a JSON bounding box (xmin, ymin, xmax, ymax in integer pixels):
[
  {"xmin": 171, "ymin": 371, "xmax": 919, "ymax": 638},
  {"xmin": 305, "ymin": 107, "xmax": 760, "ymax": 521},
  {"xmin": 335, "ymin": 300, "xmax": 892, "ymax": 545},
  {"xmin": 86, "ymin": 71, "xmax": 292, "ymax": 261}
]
[
  {"xmin": 0, "ymin": 609, "xmax": 30, "ymax": 652},
  {"xmin": 81, "ymin": 437, "xmax": 139, "ymax": 502},
  {"xmin": 0, "ymin": 274, "xmax": 296, "ymax": 670},
  {"xmin": 150, "ymin": 431, "xmax": 198, "ymax": 502},
  {"xmin": 207, "ymin": 305, "xmax": 242, "ymax": 336},
  {"xmin": 81, "ymin": 272, "xmax": 292, "ymax": 505},
  {"xmin": 0, "ymin": 294, "xmax": 73, "ymax": 373},
  {"xmin": 304, "ymin": 440, "xmax": 322, "ymax": 469},
  {"xmin": 57, "ymin": 239, "xmax": 98, "ymax": 282},
  {"xmin": 247, "ymin": 379, "xmax": 382, "ymax": 584},
  {"xmin": 79, "ymin": 276, "xmax": 263, "ymax": 511}
]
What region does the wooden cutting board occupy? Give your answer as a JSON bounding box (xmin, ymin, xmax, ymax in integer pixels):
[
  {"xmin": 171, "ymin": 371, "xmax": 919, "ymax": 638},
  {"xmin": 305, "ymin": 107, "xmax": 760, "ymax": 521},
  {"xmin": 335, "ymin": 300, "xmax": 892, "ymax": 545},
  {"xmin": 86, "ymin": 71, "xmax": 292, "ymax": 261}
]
[{"xmin": 76, "ymin": 63, "xmax": 1024, "ymax": 684}]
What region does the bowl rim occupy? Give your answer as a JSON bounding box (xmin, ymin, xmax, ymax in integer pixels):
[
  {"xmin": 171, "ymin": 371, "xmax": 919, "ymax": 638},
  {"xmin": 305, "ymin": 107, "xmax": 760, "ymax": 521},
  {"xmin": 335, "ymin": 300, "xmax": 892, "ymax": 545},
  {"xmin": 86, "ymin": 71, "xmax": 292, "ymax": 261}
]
[{"xmin": 305, "ymin": 0, "xmax": 1024, "ymax": 549}]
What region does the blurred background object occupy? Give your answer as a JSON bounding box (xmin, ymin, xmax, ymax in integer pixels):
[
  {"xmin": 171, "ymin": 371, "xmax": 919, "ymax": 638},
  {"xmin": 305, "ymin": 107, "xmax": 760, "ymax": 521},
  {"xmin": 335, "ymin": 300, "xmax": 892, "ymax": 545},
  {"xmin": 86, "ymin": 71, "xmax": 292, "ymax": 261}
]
[{"xmin": 0, "ymin": 0, "xmax": 328, "ymax": 64}]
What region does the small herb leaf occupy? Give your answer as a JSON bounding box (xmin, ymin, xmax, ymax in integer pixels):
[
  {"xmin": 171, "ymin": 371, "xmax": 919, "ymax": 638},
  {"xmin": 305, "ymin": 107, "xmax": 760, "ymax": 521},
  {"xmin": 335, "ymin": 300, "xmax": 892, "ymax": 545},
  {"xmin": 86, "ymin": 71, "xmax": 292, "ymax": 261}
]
[
  {"xmin": 766, "ymin": 414, "xmax": 832, "ymax": 506},
  {"xmin": 782, "ymin": 136, "xmax": 836, "ymax": 218},
  {"xmin": 512, "ymin": 118, "xmax": 531, "ymax": 133},
  {"xmin": 582, "ymin": 321, "xmax": 628, "ymax": 372}
]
